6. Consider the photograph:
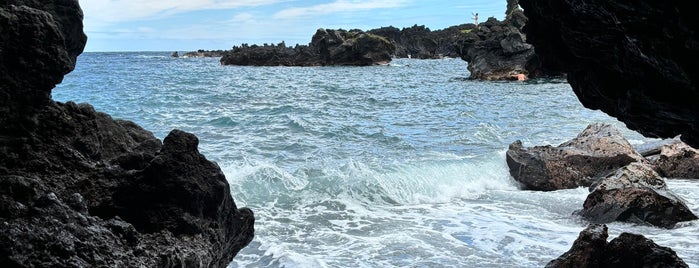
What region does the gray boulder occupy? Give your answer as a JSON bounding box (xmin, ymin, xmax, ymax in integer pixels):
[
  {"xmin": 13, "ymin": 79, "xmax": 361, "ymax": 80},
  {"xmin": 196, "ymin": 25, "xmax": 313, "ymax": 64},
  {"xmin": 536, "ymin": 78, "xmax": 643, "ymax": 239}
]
[
  {"xmin": 506, "ymin": 123, "xmax": 642, "ymax": 191},
  {"xmin": 647, "ymin": 141, "xmax": 699, "ymax": 179},
  {"xmin": 579, "ymin": 162, "xmax": 697, "ymax": 228}
]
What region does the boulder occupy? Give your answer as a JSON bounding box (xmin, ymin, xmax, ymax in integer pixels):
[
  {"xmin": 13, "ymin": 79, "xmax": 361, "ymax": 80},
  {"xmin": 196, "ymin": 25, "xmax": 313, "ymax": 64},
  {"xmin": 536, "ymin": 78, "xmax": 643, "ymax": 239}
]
[
  {"xmin": 220, "ymin": 29, "xmax": 395, "ymax": 66},
  {"xmin": 647, "ymin": 142, "xmax": 699, "ymax": 179},
  {"xmin": 0, "ymin": 0, "xmax": 254, "ymax": 266},
  {"xmin": 506, "ymin": 123, "xmax": 642, "ymax": 191},
  {"xmin": 547, "ymin": 224, "xmax": 688, "ymax": 268},
  {"xmin": 520, "ymin": 0, "xmax": 699, "ymax": 147},
  {"xmin": 579, "ymin": 162, "xmax": 697, "ymax": 228}
]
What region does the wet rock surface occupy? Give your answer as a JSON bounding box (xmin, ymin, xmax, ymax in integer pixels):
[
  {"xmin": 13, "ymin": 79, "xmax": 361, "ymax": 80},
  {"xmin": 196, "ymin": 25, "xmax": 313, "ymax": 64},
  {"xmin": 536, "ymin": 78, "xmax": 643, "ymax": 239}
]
[
  {"xmin": 547, "ymin": 224, "xmax": 689, "ymax": 268},
  {"xmin": 579, "ymin": 162, "xmax": 697, "ymax": 228}
]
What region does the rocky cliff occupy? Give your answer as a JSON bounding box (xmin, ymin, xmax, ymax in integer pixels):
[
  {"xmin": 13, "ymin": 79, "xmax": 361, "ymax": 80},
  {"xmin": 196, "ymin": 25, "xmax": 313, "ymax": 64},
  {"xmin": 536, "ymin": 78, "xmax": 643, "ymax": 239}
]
[
  {"xmin": 220, "ymin": 29, "xmax": 395, "ymax": 66},
  {"xmin": 455, "ymin": 0, "xmax": 564, "ymax": 80},
  {"xmin": 520, "ymin": 0, "xmax": 699, "ymax": 147},
  {"xmin": 0, "ymin": 0, "xmax": 254, "ymax": 266}
]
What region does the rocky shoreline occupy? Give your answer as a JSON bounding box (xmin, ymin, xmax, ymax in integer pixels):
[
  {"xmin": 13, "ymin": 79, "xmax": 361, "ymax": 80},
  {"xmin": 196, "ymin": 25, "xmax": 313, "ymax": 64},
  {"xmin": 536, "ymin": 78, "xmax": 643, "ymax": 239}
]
[
  {"xmin": 0, "ymin": 1, "xmax": 254, "ymax": 266},
  {"xmin": 507, "ymin": 123, "xmax": 698, "ymax": 264},
  {"xmin": 195, "ymin": 0, "xmax": 553, "ymax": 80}
]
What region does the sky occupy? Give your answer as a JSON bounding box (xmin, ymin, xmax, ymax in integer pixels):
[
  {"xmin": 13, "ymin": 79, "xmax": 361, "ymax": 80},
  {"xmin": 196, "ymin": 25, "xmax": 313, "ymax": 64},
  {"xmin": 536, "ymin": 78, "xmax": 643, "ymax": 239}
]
[{"xmin": 80, "ymin": 0, "xmax": 505, "ymax": 52}]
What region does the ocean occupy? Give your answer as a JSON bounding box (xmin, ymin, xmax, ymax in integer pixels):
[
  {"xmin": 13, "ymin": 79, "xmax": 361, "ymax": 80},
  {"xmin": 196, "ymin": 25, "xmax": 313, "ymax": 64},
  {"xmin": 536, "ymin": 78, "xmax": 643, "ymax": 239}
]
[{"xmin": 54, "ymin": 52, "xmax": 699, "ymax": 267}]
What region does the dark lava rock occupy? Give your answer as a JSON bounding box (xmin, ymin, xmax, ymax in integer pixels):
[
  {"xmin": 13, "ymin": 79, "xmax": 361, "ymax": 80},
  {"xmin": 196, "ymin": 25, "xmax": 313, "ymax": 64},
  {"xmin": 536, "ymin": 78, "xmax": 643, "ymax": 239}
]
[
  {"xmin": 547, "ymin": 224, "xmax": 688, "ymax": 268},
  {"xmin": 0, "ymin": 0, "xmax": 254, "ymax": 266},
  {"xmin": 368, "ymin": 24, "xmax": 475, "ymax": 59},
  {"xmin": 579, "ymin": 162, "xmax": 697, "ymax": 228},
  {"xmin": 520, "ymin": 0, "xmax": 699, "ymax": 147},
  {"xmin": 506, "ymin": 123, "xmax": 642, "ymax": 191},
  {"xmin": 220, "ymin": 29, "xmax": 395, "ymax": 66},
  {"xmin": 183, "ymin": 49, "xmax": 226, "ymax": 58},
  {"xmin": 454, "ymin": 1, "xmax": 559, "ymax": 80}
]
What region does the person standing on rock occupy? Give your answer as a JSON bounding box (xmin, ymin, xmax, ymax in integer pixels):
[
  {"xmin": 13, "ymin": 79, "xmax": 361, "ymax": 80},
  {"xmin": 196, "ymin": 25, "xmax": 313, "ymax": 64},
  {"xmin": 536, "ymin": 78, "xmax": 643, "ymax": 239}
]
[{"xmin": 472, "ymin": 13, "xmax": 479, "ymax": 29}]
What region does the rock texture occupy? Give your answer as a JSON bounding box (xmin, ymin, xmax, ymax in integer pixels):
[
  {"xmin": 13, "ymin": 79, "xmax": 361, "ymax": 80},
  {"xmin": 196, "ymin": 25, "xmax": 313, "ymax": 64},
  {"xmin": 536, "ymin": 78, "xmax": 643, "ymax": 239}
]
[
  {"xmin": 520, "ymin": 0, "xmax": 699, "ymax": 147},
  {"xmin": 454, "ymin": 0, "xmax": 559, "ymax": 80},
  {"xmin": 220, "ymin": 29, "xmax": 395, "ymax": 66},
  {"xmin": 368, "ymin": 24, "xmax": 475, "ymax": 59},
  {"xmin": 648, "ymin": 142, "xmax": 699, "ymax": 179},
  {"xmin": 547, "ymin": 224, "xmax": 688, "ymax": 268},
  {"xmin": 0, "ymin": 0, "xmax": 254, "ymax": 266},
  {"xmin": 579, "ymin": 162, "xmax": 697, "ymax": 228},
  {"xmin": 506, "ymin": 123, "xmax": 642, "ymax": 191}
]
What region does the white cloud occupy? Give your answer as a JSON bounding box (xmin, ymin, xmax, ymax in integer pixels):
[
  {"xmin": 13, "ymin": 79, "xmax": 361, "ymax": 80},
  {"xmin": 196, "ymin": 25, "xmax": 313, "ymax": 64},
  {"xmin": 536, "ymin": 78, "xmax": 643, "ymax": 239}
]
[
  {"xmin": 273, "ymin": 0, "xmax": 409, "ymax": 19},
  {"xmin": 229, "ymin": 13, "xmax": 256, "ymax": 23},
  {"xmin": 80, "ymin": 0, "xmax": 284, "ymax": 25}
]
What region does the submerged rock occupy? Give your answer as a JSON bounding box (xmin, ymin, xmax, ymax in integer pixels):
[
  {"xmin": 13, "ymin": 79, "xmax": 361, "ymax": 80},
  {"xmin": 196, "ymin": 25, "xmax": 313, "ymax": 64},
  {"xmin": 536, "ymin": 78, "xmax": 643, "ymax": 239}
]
[
  {"xmin": 520, "ymin": 0, "xmax": 699, "ymax": 147},
  {"xmin": 547, "ymin": 224, "xmax": 688, "ymax": 268},
  {"xmin": 579, "ymin": 162, "xmax": 697, "ymax": 228},
  {"xmin": 0, "ymin": 0, "xmax": 254, "ymax": 266},
  {"xmin": 220, "ymin": 29, "xmax": 395, "ymax": 66},
  {"xmin": 506, "ymin": 123, "xmax": 642, "ymax": 191}
]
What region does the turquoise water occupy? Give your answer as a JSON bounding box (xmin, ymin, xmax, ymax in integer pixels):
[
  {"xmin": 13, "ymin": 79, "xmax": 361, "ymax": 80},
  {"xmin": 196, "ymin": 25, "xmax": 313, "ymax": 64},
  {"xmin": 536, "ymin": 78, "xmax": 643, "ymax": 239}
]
[{"xmin": 54, "ymin": 52, "xmax": 699, "ymax": 267}]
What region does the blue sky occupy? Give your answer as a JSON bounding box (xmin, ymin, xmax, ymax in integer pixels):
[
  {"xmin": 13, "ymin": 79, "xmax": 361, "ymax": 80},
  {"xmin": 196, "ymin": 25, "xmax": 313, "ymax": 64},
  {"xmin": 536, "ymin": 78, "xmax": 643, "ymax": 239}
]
[{"xmin": 80, "ymin": 0, "xmax": 505, "ymax": 52}]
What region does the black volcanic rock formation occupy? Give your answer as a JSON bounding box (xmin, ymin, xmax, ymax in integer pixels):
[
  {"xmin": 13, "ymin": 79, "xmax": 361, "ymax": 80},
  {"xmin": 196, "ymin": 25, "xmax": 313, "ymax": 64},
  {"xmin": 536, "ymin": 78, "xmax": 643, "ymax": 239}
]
[
  {"xmin": 0, "ymin": 0, "xmax": 254, "ymax": 266},
  {"xmin": 368, "ymin": 24, "xmax": 474, "ymax": 59},
  {"xmin": 547, "ymin": 224, "xmax": 688, "ymax": 268},
  {"xmin": 520, "ymin": 0, "xmax": 699, "ymax": 147},
  {"xmin": 220, "ymin": 28, "xmax": 395, "ymax": 66}
]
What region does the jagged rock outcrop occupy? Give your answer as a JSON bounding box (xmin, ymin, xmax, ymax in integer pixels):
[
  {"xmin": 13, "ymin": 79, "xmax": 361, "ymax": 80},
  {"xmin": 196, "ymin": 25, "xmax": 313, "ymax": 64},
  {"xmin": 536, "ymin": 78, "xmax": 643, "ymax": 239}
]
[
  {"xmin": 368, "ymin": 24, "xmax": 475, "ymax": 59},
  {"xmin": 506, "ymin": 123, "xmax": 643, "ymax": 191},
  {"xmin": 547, "ymin": 224, "xmax": 688, "ymax": 268},
  {"xmin": 461, "ymin": 12, "xmax": 534, "ymax": 80},
  {"xmin": 579, "ymin": 162, "xmax": 697, "ymax": 228},
  {"xmin": 0, "ymin": 0, "xmax": 254, "ymax": 266},
  {"xmin": 454, "ymin": 1, "xmax": 559, "ymax": 80},
  {"xmin": 220, "ymin": 29, "xmax": 395, "ymax": 66},
  {"xmin": 520, "ymin": 0, "xmax": 699, "ymax": 147}
]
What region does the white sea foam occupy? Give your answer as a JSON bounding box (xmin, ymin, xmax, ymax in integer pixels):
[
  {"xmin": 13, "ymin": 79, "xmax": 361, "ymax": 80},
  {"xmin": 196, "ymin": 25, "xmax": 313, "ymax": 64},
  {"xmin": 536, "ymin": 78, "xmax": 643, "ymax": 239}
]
[{"xmin": 56, "ymin": 53, "xmax": 699, "ymax": 267}]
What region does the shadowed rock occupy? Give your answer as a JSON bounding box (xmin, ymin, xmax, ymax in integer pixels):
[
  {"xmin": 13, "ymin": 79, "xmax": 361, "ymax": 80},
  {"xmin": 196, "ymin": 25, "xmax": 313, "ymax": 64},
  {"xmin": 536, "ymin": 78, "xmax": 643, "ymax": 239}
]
[
  {"xmin": 506, "ymin": 123, "xmax": 642, "ymax": 191},
  {"xmin": 547, "ymin": 224, "xmax": 688, "ymax": 268},
  {"xmin": 0, "ymin": 0, "xmax": 254, "ymax": 266},
  {"xmin": 520, "ymin": 0, "xmax": 699, "ymax": 147},
  {"xmin": 579, "ymin": 162, "xmax": 697, "ymax": 228}
]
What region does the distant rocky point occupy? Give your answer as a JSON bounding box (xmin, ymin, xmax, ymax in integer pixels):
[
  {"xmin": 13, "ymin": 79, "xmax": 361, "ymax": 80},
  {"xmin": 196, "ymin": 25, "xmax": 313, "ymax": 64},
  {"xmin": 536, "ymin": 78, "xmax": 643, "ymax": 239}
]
[
  {"xmin": 220, "ymin": 28, "xmax": 395, "ymax": 66},
  {"xmin": 368, "ymin": 24, "xmax": 474, "ymax": 59}
]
